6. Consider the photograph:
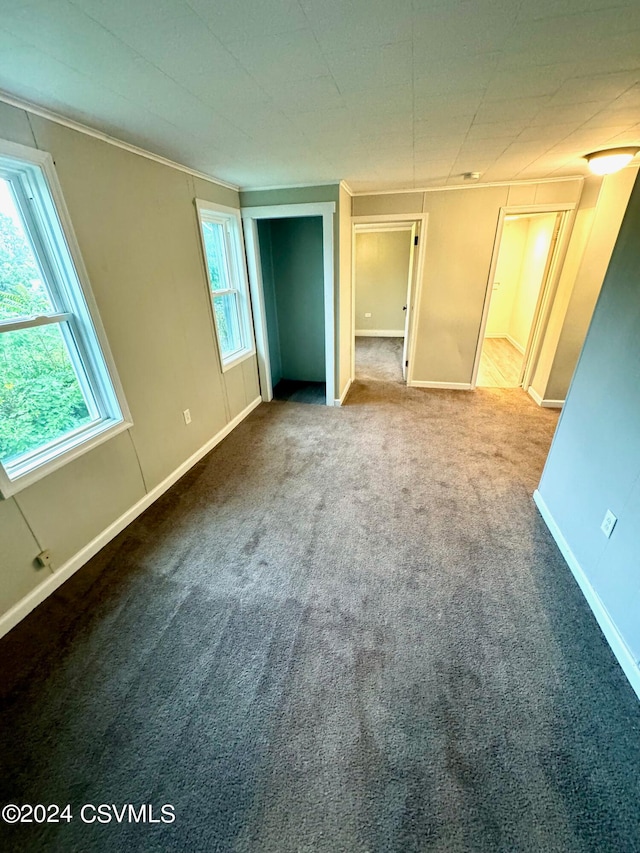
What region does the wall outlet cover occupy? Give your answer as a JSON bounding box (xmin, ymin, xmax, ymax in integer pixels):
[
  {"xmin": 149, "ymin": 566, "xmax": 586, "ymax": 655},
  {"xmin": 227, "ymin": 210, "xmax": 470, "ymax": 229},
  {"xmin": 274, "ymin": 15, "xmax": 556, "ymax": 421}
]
[
  {"xmin": 36, "ymin": 550, "xmax": 52, "ymax": 568},
  {"xmin": 601, "ymin": 509, "xmax": 617, "ymax": 538}
]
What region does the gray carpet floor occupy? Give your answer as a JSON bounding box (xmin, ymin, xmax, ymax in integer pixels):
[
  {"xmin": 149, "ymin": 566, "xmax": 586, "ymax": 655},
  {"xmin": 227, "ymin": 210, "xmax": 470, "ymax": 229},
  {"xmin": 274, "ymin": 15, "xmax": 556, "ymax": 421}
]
[
  {"xmin": 1, "ymin": 339, "xmax": 640, "ymax": 852},
  {"xmin": 356, "ymin": 335, "xmax": 404, "ymax": 383}
]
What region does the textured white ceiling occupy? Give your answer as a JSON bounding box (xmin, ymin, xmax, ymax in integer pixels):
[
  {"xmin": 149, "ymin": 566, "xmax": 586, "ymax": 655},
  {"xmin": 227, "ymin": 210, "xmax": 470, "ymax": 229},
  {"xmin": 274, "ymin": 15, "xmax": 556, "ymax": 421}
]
[{"xmin": 0, "ymin": 0, "xmax": 639, "ymax": 191}]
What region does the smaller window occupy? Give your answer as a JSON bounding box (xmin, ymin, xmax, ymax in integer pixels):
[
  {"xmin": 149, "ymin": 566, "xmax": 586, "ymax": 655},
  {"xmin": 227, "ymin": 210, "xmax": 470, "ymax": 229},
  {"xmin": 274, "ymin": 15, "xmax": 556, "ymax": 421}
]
[{"xmin": 195, "ymin": 200, "xmax": 255, "ymax": 371}]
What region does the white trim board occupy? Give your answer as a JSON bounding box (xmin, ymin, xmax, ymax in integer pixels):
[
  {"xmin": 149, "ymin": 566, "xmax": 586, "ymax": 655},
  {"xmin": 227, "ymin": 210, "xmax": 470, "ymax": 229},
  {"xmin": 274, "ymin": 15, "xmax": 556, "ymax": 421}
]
[
  {"xmin": 409, "ymin": 380, "xmax": 472, "ymax": 390},
  {"xmin": 0, "ymin": 90, "xmax": 238, "ymax": 192},
  {"xmin": 527, "ymin": 387, "xmax": 564, "ymax": 408},
  {"xmin": 533, "ymin": 490, "xmax": 640, "ymax": 702},
  {"xmin": 242, "ymin": 202, "xmax": 335, "ymax": 219},
  {"xmin": 354, "ymin": 223, "xmax": 413, "ymax": 233},
  {"xmin": 334, "ymin": 376, "xmax": 353, "ymax": 406},
  {"xmin": 355, "ymin": 329, "xmax": 405, "ymax": 337},
  {"xmin": 0, "ymin": 397, "xmax": 262, "ymax": 641}
]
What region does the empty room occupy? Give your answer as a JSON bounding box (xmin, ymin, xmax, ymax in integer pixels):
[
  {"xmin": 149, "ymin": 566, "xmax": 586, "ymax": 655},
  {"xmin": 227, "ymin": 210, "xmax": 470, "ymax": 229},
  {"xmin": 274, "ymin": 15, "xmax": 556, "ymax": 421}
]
[{"xmin": 1, "ymin": 1, "xmax": 640, "ymax": 851}]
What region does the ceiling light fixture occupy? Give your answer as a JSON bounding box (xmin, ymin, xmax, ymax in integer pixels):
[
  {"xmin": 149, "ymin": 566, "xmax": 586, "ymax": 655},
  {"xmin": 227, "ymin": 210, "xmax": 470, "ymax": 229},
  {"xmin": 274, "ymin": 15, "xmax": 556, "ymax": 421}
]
[{"xmin": 584, "ymin": 147, "xmax": 639, "ymax": 176}]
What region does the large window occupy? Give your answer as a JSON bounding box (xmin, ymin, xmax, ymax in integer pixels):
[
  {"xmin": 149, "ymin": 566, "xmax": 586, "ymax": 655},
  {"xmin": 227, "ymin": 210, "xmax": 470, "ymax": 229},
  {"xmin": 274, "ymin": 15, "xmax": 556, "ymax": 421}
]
[
  {"xmin": 0, "ymin": 140, "xmax": 130, "ymax": 497},
  {"xmin": 195, "ymin": 199, "xmax": 255, "ymax": 371}
]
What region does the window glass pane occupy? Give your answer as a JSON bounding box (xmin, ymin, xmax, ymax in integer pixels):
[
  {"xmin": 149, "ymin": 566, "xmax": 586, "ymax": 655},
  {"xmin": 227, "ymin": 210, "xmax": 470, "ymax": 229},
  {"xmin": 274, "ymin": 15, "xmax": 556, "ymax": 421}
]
[
  {"xmin": 201, "ymin": 220, "xmax": 231, "ymax": 292},
  {"xmin": 0, "ymin": 323, "xmax": 95, "ymax": 466},
  {"xmin": 213, "ymin": 293, "xmax": 242, "ymax": 358},
  {"xmin": 0, "ymin": 178, "xmax": 55, "ymax": 320}
]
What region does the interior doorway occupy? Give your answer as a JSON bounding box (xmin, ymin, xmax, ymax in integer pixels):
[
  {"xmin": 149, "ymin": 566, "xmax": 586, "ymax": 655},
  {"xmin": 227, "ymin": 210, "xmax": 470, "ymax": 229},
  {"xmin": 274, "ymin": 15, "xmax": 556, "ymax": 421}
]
[
  {"xmin": 475, "ymin": 208, "xmax": 567, "ymax": 391},
  {"xmin": 352, "ymin": 215, "xmax": 426, "ymax": 385},
  {"xmin": 242, "ymin": 202, "xmax": 335, "ymax": 406},
  {"xmin": 257, "ymin": 216, "xmax": 325, "ymax": 404}
]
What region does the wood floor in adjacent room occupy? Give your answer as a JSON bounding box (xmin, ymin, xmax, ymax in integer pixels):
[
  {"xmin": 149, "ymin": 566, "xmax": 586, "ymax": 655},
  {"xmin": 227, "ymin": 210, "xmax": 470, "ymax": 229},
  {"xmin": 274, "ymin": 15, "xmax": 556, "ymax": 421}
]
[
  {"xmin": 478, "ymin": 336, "xmax": 524, "ymax": 388},
  {"xmin": 2, "ymin": 338, "xmax": 640, "ymax": 853}
]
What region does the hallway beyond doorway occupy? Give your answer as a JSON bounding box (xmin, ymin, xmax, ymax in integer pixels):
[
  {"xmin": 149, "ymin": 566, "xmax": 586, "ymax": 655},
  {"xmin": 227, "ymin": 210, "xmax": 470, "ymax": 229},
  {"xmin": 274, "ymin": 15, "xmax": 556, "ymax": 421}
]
[{"xmin": 355, "ymin": 336, "xmax": 403, "ymax": 383}]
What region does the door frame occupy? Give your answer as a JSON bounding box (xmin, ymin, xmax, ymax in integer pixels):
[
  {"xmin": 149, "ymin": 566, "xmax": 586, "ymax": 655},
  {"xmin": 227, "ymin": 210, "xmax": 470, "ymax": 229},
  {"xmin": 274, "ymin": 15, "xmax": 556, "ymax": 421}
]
[
  {"xmin": 471, "ymin": 203, "xmax": 576, "ymax": 392},
  {"xmin": 351, "ymin": 213, "xmax": 428, "ymax": 385},
  {"xmin": 242, "ymin": 202, "xmax": 336, "ymax": 406}
]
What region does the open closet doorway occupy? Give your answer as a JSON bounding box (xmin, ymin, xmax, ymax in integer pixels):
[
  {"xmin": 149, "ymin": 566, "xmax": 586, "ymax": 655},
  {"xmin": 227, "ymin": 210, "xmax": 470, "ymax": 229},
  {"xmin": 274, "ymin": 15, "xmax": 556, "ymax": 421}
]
[
  {"xmin": 474, "ymin": 207, "xmax": 570, "ymax": 392},
  {"xmin": 257, "ymin": 216, "xmax": 325, "ymax": 404},
  {"xmin": 243, "ymin": 202, "xmax": 335, "ymax": 406},
  {"xmin": 352, "ymin": 215, "xmax": 427, "ymax": 386}
]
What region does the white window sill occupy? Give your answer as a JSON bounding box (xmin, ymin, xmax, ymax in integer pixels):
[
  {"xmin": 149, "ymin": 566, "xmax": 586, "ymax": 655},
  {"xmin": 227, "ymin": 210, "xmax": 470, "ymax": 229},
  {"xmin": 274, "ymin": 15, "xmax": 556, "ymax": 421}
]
[{"xmin": 220, "ymin": 347, "xmax": 256, "ymax": 374}]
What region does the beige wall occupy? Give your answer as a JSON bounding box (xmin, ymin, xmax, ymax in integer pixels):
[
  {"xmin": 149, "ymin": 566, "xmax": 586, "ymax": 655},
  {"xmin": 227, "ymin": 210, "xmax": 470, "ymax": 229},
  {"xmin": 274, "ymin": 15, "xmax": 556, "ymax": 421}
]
[
  {"xmin": 0, "ymin": 101, "xmax": 260, "ymax": 619},
  {"xmin": 239, "ymin": 185, "xmax": 339, "ymax": 207},
  {"xmin": 355, "ymin": 229, "xmax": 411, "ymax": 333},
  {"xmin": 485, "ymin": 219, "xmax": 527, "ymax": 339},
  {"xmin": 415, "ymin": 185, "xmax": 511, "ymax": 384}
]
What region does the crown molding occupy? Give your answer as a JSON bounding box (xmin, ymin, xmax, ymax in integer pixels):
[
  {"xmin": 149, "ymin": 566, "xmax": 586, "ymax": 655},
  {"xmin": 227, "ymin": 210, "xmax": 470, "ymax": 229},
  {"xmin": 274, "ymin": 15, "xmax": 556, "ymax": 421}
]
[
  {"xmin": 350, "ymin": 174, "xmax": 586, "ymax": 196},
  {"xmin": 0, "ymin": 89, "xmax": 239, "ymax": 192}
]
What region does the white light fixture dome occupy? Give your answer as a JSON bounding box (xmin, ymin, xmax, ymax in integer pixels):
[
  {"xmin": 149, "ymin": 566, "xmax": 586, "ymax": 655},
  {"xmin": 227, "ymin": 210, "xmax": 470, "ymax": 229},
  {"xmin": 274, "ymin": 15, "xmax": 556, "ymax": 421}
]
[{"xmin": 584, "ymin": 147, "xmax": 639, "ymax": 176}]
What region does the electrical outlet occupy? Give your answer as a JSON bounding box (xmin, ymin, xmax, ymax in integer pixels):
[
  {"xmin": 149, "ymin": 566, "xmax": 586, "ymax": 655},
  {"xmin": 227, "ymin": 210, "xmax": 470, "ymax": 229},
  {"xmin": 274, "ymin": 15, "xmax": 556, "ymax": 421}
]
[
  {"xmin": 36, "ymin": 550, "xmax": 52, "ymax": 568},
  {"xmin": 601, "ymin": 509, "xmax": 617, "ymax": 538},
  {"xmin": 183, "ymin": 408, "xmax": 191, "ymax": 425},
  {"xmin": 364, "ymin": 312, "xmax": 372, "ymax": 318}
]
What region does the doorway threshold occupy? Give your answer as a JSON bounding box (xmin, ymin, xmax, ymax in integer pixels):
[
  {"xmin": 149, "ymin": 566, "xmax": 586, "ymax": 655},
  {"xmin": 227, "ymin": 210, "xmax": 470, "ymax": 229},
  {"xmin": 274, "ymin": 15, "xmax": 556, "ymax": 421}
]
[{"xmin": 272, "ymin": 379, "xmax": 326, "ymax": 405}]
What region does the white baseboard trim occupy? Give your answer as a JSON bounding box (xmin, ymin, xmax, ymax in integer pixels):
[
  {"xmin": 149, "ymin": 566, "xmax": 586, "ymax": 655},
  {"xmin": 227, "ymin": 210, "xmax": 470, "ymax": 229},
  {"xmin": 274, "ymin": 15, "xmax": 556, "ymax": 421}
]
[
  {"xmin": 355, "ymin": 329, "xmax": 405, "ymax": 337},
  {"xmin": 334, "ymin": 376, "xmax": 353, "ymax": 406},
  {"xmin": 409, "ymin": 380, "xmax": 472, "ymax": 390},
  {"xmin": 0, "ymin": 396, "xmax": 262, "ymax": 641},
  {"xmin": 528, "ymin": 386, "xmax": 564, "ymax": 408},
  {"xmin": 533, "ymin": 489, "xmax": 640, "ymax": 702},
  {"xmin": 528, "ymin": 386, "xmax": 543, "ymax": 405}
]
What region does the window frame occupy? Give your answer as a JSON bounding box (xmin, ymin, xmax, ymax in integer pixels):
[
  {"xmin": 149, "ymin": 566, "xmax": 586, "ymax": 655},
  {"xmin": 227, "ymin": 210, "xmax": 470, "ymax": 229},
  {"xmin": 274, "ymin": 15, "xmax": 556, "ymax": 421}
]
[
  {"xmin": 0, "ymin": 138, "xmax": 131, "ymax": 498},
  {"xmin": 195, "ymin": 198, "xmax": 256, "ymax": 372}
]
